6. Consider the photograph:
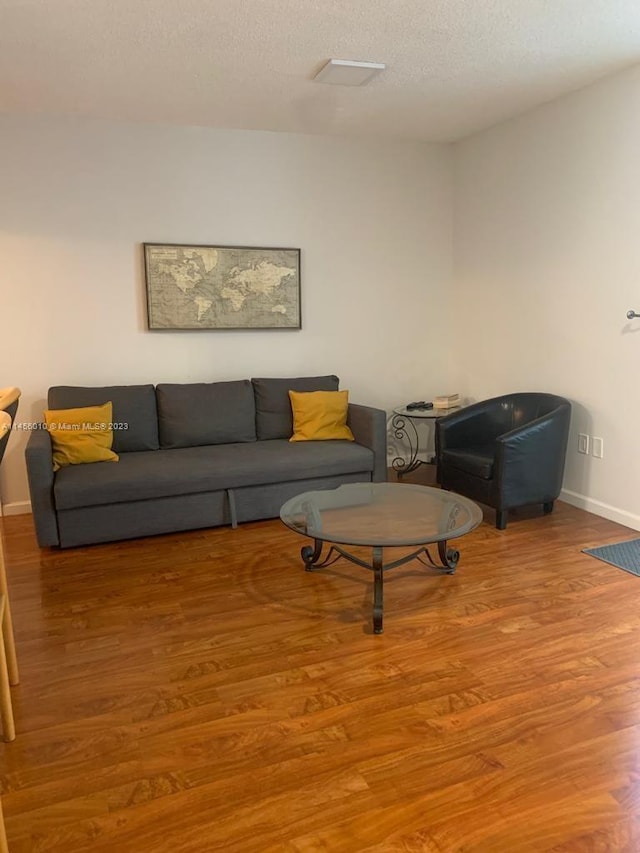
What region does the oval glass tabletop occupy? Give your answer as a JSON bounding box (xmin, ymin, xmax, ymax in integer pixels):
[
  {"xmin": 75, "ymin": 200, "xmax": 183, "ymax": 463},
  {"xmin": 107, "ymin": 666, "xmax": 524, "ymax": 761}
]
[{"xmin": 280, "ymin": 482, "xmax": 482, "ymax": 548}]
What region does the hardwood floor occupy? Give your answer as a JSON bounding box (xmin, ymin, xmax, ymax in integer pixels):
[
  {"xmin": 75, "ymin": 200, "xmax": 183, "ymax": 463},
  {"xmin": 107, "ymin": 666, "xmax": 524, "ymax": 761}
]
[{"xmin": 1, "ymin": 473, "xmax": 640, "ymax": 851}]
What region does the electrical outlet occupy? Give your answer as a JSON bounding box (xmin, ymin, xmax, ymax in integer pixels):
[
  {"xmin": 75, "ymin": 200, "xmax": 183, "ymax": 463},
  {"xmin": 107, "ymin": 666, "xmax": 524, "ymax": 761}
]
[
  {"xmin": 578, "ymin": 433, "xmax": 589, "ymax": 454},
  {"xmin": 592, "ymin": 437, "xmax": 604, "ymax": 458}
]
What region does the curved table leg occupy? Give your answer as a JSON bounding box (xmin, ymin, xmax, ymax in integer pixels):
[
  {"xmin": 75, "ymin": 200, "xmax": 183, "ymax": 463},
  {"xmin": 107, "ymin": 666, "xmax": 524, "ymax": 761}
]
[
  {"xmin": 301, "ymin": 539, "xmax": 324, "ymax": 570},
  {"xmin": 438, "ymin": 540, "xmax": 460, "ymax": 574},
  {"xmin": 301, "ymin": 539, "xmax": 342, "ymax": 572},
  {"xmin": 391, "ymin": 415, "xmax": 423, "ymax": 477}
]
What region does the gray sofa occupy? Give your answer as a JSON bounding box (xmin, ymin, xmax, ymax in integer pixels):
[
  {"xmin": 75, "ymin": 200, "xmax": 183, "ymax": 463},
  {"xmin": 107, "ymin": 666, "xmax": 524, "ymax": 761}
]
[{"xmin": 25, "ymin": 375, "xmax": 387, "ymax": 548}]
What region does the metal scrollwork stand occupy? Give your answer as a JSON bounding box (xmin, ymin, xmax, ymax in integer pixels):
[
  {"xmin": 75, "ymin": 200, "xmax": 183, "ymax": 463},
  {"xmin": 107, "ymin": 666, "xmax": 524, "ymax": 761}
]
[{"xmin": 391, "ymin": 413, "xmax": 424, "ymax": 477}]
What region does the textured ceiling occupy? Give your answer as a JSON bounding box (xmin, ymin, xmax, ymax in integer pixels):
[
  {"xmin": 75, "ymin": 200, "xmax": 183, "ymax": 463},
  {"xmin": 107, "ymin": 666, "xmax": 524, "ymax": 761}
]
[{"xmin": 2, "ymin": 0, "xmax": 640, "ymax": 142}]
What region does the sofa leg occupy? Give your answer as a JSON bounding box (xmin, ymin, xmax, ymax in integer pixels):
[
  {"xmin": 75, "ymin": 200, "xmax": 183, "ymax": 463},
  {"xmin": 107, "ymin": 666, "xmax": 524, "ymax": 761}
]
[
  {"xmin": 543, "ymin": 501, "xmax": 554, "ymax": 515},
  {"xmin": 227, "ymin": 489, "xmax": 238, "ymax": 529},
  {"xmin": 496, "ymin": 510, "xmax": 507, "ymax": 530}
]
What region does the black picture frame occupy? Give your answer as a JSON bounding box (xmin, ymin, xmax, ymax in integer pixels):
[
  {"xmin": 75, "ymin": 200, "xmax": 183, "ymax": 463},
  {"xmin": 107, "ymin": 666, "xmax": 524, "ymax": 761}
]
[{"xmin": 143, "ymin": 243, "xmax": 301, "ymax": 330}]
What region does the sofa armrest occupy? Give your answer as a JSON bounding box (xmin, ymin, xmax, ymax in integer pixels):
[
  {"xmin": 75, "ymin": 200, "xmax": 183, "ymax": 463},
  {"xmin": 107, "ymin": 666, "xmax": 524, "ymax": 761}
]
[
  {"xmin": 347, "ymin": 403, "xmax": 387, "ymax": 483},
  {"xmin": 25, "ymin": 428, "xmax": 59, "ymax": 547}
]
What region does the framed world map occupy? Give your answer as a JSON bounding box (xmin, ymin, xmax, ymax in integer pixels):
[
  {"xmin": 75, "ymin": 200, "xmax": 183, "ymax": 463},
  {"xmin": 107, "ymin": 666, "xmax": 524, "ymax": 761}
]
[{"xmin": 143, "ymin": 243, "xmax": 301, "ymax": 330}]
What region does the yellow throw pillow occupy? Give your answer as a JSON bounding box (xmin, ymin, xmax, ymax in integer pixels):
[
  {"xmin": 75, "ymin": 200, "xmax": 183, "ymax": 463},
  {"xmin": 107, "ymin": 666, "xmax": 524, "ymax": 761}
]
[
  {"xmin": 289, "ymin": 390, "xmax": 355, "ymax": 442},
  {"xmin": 44, "ymin": 402, "xmax": 119, "ymax": 471}
]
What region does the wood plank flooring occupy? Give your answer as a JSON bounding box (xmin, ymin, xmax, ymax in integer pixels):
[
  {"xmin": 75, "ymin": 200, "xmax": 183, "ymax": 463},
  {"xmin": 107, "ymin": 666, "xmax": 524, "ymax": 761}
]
[{"xmin": 1, "ymin": 476, "xmax": 640, "ymax": 851}]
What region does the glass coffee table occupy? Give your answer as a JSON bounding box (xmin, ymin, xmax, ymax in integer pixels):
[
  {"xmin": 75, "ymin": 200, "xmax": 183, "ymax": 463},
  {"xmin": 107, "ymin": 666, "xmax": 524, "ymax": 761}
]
[{"xmin": 280, "ymin": 482, "xmax": 482, "ymax": 634}]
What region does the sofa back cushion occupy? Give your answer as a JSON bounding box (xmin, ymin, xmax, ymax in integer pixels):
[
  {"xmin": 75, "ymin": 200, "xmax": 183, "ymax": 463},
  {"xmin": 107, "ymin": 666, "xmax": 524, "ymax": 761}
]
[
  {"xmin": 156, "ymin": 381, "xmax": 256, "ymax": 449},
  {"xmin": 47, "ymin": 385, "xmax": 159, "ymax": 452},
  {"xmin": 251, "ymin": 375, "xmax": 339, "ymax": 440}
]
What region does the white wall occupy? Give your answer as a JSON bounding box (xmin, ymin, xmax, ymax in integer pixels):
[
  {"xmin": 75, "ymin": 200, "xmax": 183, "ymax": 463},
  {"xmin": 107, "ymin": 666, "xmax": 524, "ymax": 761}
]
[
  {"xmin": 0, "ymin": 115, "xmax": 452, "ymax": 511},
  {"xmin": 453, "ymin": 64, "xmax": 640, "ymax": 528}
]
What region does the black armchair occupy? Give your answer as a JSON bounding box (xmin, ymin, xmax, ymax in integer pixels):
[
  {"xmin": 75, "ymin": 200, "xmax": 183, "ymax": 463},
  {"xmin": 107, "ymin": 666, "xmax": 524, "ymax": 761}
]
[{"xmin": 435, "ymin": 393, "xmax": 571, "ymax": 530}]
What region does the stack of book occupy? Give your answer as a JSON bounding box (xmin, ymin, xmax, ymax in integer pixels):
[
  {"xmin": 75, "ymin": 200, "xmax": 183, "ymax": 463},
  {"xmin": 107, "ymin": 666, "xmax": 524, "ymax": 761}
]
[{"xmin": 433, "ymin": 393, "xmax": 461, "ymax": 409}]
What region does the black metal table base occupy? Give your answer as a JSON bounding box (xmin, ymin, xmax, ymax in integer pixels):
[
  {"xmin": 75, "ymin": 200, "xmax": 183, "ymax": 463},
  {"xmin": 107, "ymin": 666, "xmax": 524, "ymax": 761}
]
[
  {"xmin": 391, "ymin": 414, "xmax": 430, "ymax": 477},
  {"xmin": 301, "ymin": 539, "xmax": 459, "ymax": 634}
]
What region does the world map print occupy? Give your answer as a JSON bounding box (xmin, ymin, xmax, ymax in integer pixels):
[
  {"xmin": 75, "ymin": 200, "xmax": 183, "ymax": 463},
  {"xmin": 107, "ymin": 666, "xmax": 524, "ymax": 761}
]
[{"xmin": 144, "ymin": 244, "xmax": 301, "ymax": 329}]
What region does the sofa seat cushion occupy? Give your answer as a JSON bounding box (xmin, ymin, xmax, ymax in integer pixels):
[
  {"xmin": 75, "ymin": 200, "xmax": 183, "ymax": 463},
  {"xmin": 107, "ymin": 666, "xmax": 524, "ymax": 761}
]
[
  {"xmin": 54, "ymin": 440, "xmax": 375, "ymax": 510},
  {"xmin": 440, "ymin": 445, "xmax": 495, "ymax": 480}
]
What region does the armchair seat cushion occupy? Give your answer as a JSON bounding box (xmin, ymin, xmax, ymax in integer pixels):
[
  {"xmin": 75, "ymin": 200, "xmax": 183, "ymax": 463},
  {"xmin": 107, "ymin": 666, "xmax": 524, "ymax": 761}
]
[{"xmin": 441, "ymin": 445, "xmax": 495, "ymax": 480}]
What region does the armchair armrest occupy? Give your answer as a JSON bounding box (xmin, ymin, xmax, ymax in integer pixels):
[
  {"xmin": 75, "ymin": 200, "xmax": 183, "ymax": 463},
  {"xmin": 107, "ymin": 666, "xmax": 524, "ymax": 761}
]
[
  {"xmin": 495, "ymin": 406, "xmax": 571, "ymax": 504},
  {"xmin": 25, "ymin": 428, "xmax": 59, "ymax": 547},
  {"xmin": 436, "ymin": 400, "xmax": 511, "ymax": 452},
  {"xmin": 347, "ymin": 403, "xmax": 387, "ymax": 483}
]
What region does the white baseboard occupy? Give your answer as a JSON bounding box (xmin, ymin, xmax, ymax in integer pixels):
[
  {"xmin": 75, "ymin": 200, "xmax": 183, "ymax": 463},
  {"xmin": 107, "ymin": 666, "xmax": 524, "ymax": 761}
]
[
  {"xmin": 560, "ymin": 488, "xmax": 640, "ymax": 532},
  {"xmin": 0, "ymin": 500, "xmax": 32, "ymax": 517}
]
